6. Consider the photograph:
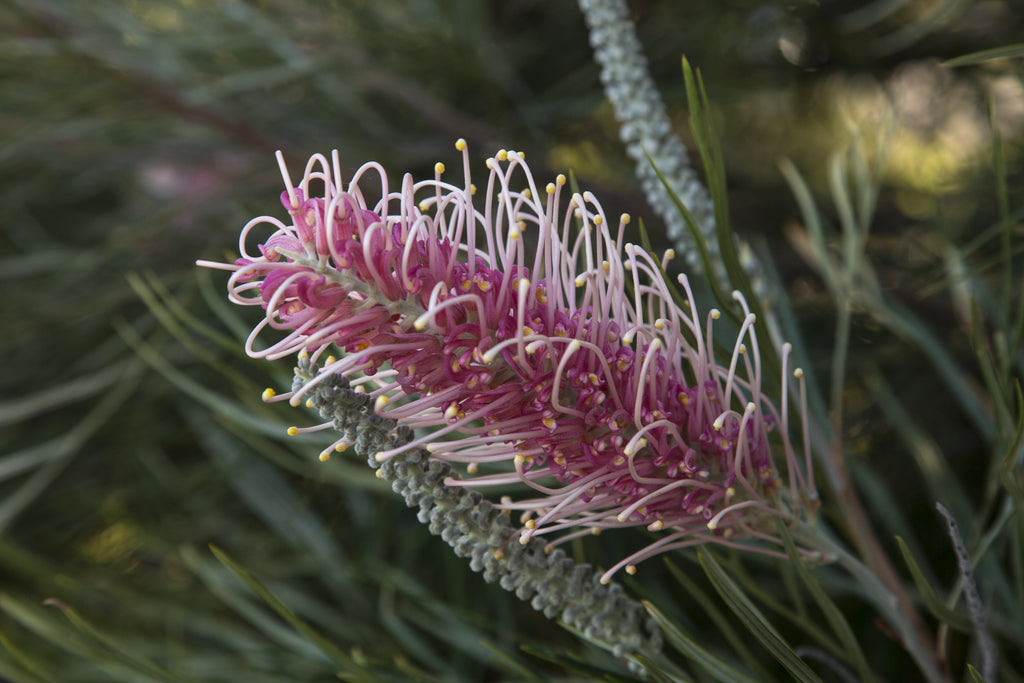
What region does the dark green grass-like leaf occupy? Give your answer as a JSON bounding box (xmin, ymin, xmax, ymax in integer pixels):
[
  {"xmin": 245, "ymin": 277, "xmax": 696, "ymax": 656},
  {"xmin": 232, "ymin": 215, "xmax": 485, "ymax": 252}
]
[
  {"xmin": 776, "ymin": 521, "xmax": 877, "ymax": 683},
  {"xmin": 943, "ymin": 44, "xmax": 1024, "ymax": 66},
  {"xmin": 895, "ymin": 537, "xmax": 973, "ymax": 633},
  {"xmin": 208, "ymin": 545, "xmax": 379, "ymax": 682},
  {"xmin": 698, "ymin": 550, "xmax": 823, "ymax": 683},
  {"xmin": 664, "ymin": 559, "xmax": 771, "ymax": 679},
  {"xmin": 643, "ymin": 601, "xmax": 759, "ymax": 683},
  {"xmin": 967, "ymin": 663, "xmax": 990, "ymax": 682}
]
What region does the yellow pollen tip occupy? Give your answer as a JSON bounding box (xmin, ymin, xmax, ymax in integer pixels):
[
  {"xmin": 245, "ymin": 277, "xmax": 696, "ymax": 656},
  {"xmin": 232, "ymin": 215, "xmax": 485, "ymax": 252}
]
[
  {"xmin": 556, "ymin": 174, "xmax": 566, "ymax": 185},
  {"xmin": 525, "ymin": 519, "xmax": 537, "ymax": 530},
  {"xmin": 374, "ymin": 452, "xmax": 387, "ymax": 462},
  {"xmin": 522, "ymin": 188, "xmax": 531, "ymax": 199},
  {"xmin": 470, "ymin": 183, "xmax": 477, "ymax": 195},
  {"xmin": 664, "ymin": 249, "xmax": 675, "ymax": 260},
  {"xmin": 305, "ymin": 399, "xmax": 314, "ymax": 409},
  {"xmin": 739, "ymin": 344, "xmax": 747, "ymax": 354},
  {"xmin": 497, "ymin": 149, "xmax": 508, "ymax": 161},
  {"xmin": 794, "ymin": 368, "xmax": 804, "ymax": 378},
  {"xmin": 591, "ymin": 527, "xmax": 601, "ymax": 535},
  {"xmin": 621, "ymin": 213, "xmax": 630, "ymax": 224},
  {"xmin": 594, "ymin": 215, "xmax": 603, "ymax": 225},
  {"xmin": 599, "ymin": 575, "xmax": 611, "ymax": 585},
  {"xmin": 417, "ymin": 200, "xmax": 430, "ymax": 212},
  {"xmin": 335, "ymin": 443, "xmax": 347, "ymax": 452},
  {"xmin": 710, "ymin": 310, "xmax": 720, "ymax": 320},
  {"xmin": 649, "ymin": 520, "xmax": 664, "ymax": 531},
  {"xmin": 287, "ymin": 426, "xmax": 299, "ymax": 436},
  {"xmin": 546, "ymin": 182, "xmax": 555, "ymax": 195},
  {"xmin": 326, "ymin": 356, "xmax": 337, "ymax": 365},
  {"xmin": 626, "ymin": 564, "xmax": 637, "ymax": 576},
  {"xmin": 374, "ymin": 395, "xmax": 389, "ymax": 411},
  {"xmin": 455, "ymin": 138, "xmax": 467, "ymax": 151},
  {"xmin": 375, "ymin": 468, "xmax": 383, "ymax": 479},
  {"xmin": 261, "ymin": 388, "xmax": 276, "ymax": 401},
  {"xmin": 466, "ymin": 462, "xmax": 478, "ymax": 474},
  {"xmin": 319, "ymin": 453, "xmax": 330, "ymax": 462},
  {"xmin": 434, "ymin": 162, "xmax": 445, "ymax": 174},
  {"xmin": 298, "ymin": 350, "xmax": 309, "ymax": 360},
  {"xmin": 707, "ymin": 519, "xmax": 719, "ymax": 531},
  {"xmin": 493, "ymin": 549, "xmax": 504, "ymax": 560}
]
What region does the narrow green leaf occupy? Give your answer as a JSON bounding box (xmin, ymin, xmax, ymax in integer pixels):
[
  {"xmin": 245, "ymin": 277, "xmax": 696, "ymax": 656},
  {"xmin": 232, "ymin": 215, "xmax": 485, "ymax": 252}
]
[
  {"xmin": 776, "ymin": 521, "xmax": 877, "ymax": 682},
  {"xmin": 631, "ymin": 653, "xmax": 692, "ymax": 683},
  {"xmin": 966, "ymin": 663, "xmax": 989, "ymax": 683},
  {"xmin": 41, "ymin": 600, "xmax": 190, "ymax": 683},
  {"xmin": 0, "ymin": 631, "xmax": 61, "ymax": 683},
  {"xmin": 943, "ymin": 43, "xmax": 1024, "ymax": 67},
  {"xmin": 643, "ymin": 601, "xmax": 760, "ymax": 683},
  {"xmin": 894, "ymin": 537, "xmax": 972, "ymax": 632},
  {"xmin": 698, "ymin": 550, "xmax": 823, "ymax": 683},
  {"xmin": 664, "ymin": 559, "xmax": 771, "ymax": 679},
  {"xmin": 476, "ymin": 638, "xmax": 542, "ymax": 682},
  {"xmin": 208, "ymin": 545, "xmax": 375, "ymax": 680}
]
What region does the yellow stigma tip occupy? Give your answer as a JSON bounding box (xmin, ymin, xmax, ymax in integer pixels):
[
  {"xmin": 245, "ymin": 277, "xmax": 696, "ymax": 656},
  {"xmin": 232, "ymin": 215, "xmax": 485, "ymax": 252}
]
[
  {"xmin": 434, "ymin": 162, "xmax": 445, "ymax": 174},
  {"xmin": 287, "ymin": 426, "xmax": 299, "ymax": 436},
  {"xmin": 262, "ymin": 388, "xmax": 276, "ymax": 401},
  {"xmin": 455, "ymin": 138, "xmax": 467, "ymax": 151},
  {"xmin": 319, "ymin": 452, "xmax": 330, "ymax": 462}
]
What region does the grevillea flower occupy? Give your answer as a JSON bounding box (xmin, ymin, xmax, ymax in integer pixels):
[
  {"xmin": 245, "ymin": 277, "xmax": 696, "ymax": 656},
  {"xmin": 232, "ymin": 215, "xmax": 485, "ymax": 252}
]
[{"xmin": 198, "ymin": 140, "xmax": 816, "ymax": 582}]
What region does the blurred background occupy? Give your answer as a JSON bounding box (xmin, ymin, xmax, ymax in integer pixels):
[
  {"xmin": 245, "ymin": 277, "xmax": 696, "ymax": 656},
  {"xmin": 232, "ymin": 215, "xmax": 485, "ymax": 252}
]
[{"xmin": 1, "ymin": 1, "xmax": 1022, "ymax": 680}]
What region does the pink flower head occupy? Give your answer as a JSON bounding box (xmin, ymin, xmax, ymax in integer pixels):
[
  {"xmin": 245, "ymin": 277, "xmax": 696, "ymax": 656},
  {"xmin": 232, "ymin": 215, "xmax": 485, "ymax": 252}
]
[{"xmin": 198, "ymin": 141, "xmax": 816, "ymax": 580}]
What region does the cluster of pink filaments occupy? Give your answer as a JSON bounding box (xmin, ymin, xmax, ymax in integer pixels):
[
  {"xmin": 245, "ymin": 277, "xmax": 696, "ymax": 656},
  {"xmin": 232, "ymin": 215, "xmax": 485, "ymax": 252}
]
[{"xmin": 198, "ymin": 140, "xmax": 816, "ymax": 581}]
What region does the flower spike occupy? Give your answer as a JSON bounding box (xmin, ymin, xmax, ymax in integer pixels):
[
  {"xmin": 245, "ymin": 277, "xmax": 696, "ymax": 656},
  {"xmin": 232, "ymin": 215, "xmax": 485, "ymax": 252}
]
[{"xmin": 198, "ymin": 141, "xmax": 815, "ymax": 583}]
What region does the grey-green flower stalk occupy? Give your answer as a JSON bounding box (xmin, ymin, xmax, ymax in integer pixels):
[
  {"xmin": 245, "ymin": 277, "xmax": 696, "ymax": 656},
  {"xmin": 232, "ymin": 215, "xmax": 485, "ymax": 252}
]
[
  {"xmin": 294, "ymin": 359, "xmax": 663, "ymax": 659},
  {"xmin": 578, "ymin": 0, "xmax": 716, "ymax": 270}
]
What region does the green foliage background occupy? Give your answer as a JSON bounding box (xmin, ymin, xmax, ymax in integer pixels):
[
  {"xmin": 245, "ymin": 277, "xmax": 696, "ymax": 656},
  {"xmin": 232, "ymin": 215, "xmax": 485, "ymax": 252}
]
[{"xmin": 1, "ymin": 1, "xmax": 1022, "ymax": 680}]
